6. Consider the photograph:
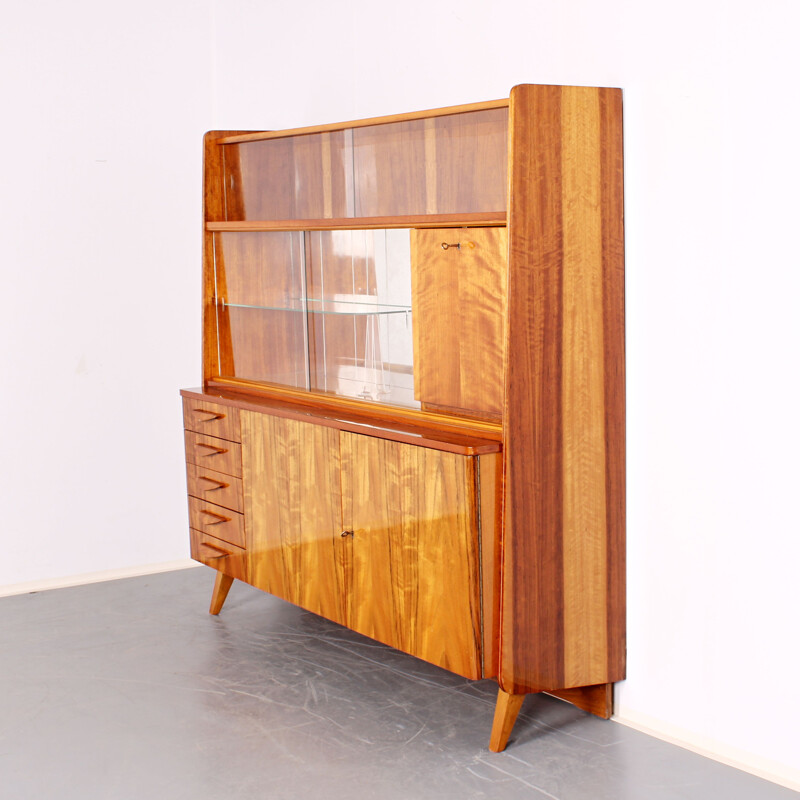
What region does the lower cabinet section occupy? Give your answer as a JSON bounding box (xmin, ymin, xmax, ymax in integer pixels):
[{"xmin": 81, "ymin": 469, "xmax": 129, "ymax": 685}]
[
  {"xmin": 182, "ymin": 391, "xmax": 620, "ymax": 751},
  {"xmin": 240, "ymin": 411, "xmax": 492, "ymax": 681}
]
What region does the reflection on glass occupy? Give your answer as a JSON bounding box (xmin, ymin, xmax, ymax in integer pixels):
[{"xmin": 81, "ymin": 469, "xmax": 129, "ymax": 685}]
[
  {"xmin": 220, "ymin": 108, "xmax": 508, "ymax": 221},
  {"xmin": 214, "ymin": 230, "xmax": 417, "ymax": 408}
]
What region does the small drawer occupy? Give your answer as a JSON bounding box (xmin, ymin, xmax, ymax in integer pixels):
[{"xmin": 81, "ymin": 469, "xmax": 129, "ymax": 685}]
[
  {"xmin": 184, "ymin": 431, "xmax": 242, "ymax": 478},
  {"xmin": 188, "ymin": 496, "xmax": 245, "ymax": 547},
  {"xmin": 186, "ymin": 463, "xmax": 243, "ymax": 513},
  {"xmin": 183, "ymin": 398, "xmax": 241, "ymax": 442},
  {"xmin": 190, "ymin": 529, "xmax": 248, "ymax": 582}
]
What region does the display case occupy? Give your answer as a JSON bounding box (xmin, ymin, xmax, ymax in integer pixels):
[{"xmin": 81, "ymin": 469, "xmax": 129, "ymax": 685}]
[{"xmin": 181, "ymin": 84, "xmax": 625, "ymax": 751}]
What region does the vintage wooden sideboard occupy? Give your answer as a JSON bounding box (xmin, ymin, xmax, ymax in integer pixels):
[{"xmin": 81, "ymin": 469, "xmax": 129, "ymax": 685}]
[{"xmin": 181, "ymin": 83, "xmax": 625, "ymax": 751}]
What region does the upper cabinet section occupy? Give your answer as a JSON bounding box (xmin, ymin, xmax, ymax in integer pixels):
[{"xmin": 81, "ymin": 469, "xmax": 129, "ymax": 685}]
[
  {"xmin": 212, "ymin": 107, "xmax": 508, "ymax": 224},
  {"xmin": 201, "ymin": 99, "xmax": 519, "ymax": 428},
  {"xmin": 200, "ymin": 87, "xmax": 623, "ymax": 438}
]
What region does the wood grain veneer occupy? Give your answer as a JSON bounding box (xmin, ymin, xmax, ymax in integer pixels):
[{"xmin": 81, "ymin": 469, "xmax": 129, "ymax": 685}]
[
  {"xmin": 341, "ymin": 432, "xmax": 483, "ymax": 679},
  {"xmin": 547, "ymin": 683, "xmax": 613, "ymax": 718},
  {"xmin": 478, "ymin": 453, "xmax": 502, "ymax": 679},
  {"xmin": 206, "ymin": 212, "xmax": 506, "ymax": 232},
  {"xmin": 202, "ymin": 131, "xmax": 249, "ymax": 386},
  {"xmin": 182, "ymin": 397, "xmax": 241, "ymax": 442},
  {"xmin": 181, "ymin": 387, "xmax": 502, "ymax": 454},
  {"xmin": 209, "ymin": 572, "xmax": 235, "ymax": 615},
  {"xmin": 190, "ymin": 530, "xmax": 248, "ymax": 584},
  {"xmin": 243, "ymin": 412, "xmax": 348, "ymax": 627},
  {"xmin": 184, "ymin": 431, "xmax": 243, "ymax": 478},
  {"xmin": 186, "ymin": 463, "xmax": 243, "ymax": 513},
  {"xmin": 188, "ymin": 497, "xmax": 245, "ymax": 548},
  {"xmin": 489, "ymin": 689, "xmax": 525, "ymax": 752},
  {"xmin": 240, "ymin": 412, "xmax": 486, "ymax": 678},
  {"xmin": 411, "ymin": 227, "xmax": 507, "ymax": 417},
  {"xmin": 500, "ymin": 84, "xmax": 625, "ymax": 694},
  {"xmin": 185, "ymin": 84, "xmax": 625, "ymax": 751}
]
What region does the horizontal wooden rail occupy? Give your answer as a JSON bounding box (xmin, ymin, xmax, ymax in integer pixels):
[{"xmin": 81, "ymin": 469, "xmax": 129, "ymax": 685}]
[
  {"xmin": 183, "ymin": 385, "xmax": 503, "ymax": 454},
  {"xmin": 206, "ymin": 213, "xmax": 506, "ymax": 233}
]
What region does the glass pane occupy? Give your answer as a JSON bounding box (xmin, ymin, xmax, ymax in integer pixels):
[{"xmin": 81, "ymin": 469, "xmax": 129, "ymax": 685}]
[
  {"xmin": 222, "ymin": 131, "xmax": 351, "ymax": 221},
  {"xmin": 213, "ymin": 230, "xmax": 417, "ymax": 409},
  {"xmin": 352, "ymin": 108, "xmax": 508, "ymax": 217},
  {"xmin": 306, "ymin": 230, "xmax": 415, "ymax": 406},
  {"xmin": 214, "ymin": 231, "xmax": 309, "ymax": 388},
  {"xmin": 219, "ymin": 108, "xmax": 507, "ymax": 222}
]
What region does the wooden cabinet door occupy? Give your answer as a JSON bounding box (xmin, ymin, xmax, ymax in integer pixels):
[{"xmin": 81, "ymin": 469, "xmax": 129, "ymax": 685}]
[
  {"xmin": 340, "ymin": 432, "xmax": 483, "ymax": 679},
  {"xmin": 410, "ymin": 226, "xmax": 507, "ymax": 417},
  {"xmin": 241, "ymin": 412, "xmax": 348, "ymax": 626}
]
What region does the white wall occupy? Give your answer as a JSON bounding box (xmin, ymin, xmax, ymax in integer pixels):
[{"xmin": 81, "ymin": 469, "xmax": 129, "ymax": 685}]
[
  {"xmin": 1, "ymin": 0, "xmax": 211, "ymax": 583},
  {"xmin": 2, "ymin": 0, "xmax": 798, "ymax": 789}
]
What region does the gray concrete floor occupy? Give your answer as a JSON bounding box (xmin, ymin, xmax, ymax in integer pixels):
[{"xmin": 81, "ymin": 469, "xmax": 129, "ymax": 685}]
[{"xmin": 0, "ymin": 568, "xmax": 795, "ymax": 800}]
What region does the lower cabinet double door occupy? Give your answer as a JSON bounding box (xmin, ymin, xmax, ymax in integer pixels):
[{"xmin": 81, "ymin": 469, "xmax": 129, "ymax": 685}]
[{"xmin": 241, "ymin": 411, "xmax": 498, "ymax": 682}]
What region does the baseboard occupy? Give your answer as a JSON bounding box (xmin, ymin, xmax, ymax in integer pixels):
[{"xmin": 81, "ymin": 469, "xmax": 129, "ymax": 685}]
[
  {"xmin": 0, "ymin": 559, "xmax": 201, "ymax": 598},
  {"xmin": 613, "ymin": 707, "xmax": 800, "ymax": 793}
]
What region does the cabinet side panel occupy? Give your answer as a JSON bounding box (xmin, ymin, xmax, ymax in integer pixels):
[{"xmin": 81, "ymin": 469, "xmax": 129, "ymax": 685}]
[
  {"xmin": 503, "ymin": 85, "xmax": 566, "ymax": 691},
  {"xmin": 600, "ymin": 89, "xmax": 626, "ymax": 681},
  {"xmin": 241, "ymin": 411, "xmax": 347, "ymax": 625},
  {"xmin": 501, "ymin": 85, "xmax": 625, "ymax": 693},
  {"xmin": 202, "ymin": 133, "xmax": 230, "ymax": 385},
  {"xmin": 561, "ymin": 88, "xmax": 608, "ymax": 686},
  {"xmin": 203, "ymin": 130, "xmax": 256, "ymax": 384}
]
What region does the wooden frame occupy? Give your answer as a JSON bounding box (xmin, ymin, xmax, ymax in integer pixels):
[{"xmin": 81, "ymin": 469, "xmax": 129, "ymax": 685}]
[{"xmin": 181, "ymin": 84, "xmax": 625, "ymax": 752}]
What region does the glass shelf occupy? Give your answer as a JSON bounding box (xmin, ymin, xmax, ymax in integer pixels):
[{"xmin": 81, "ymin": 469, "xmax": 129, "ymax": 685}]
[{"xmin": 221, "ymin": 298, "xmax": 412, "ymax": 316}]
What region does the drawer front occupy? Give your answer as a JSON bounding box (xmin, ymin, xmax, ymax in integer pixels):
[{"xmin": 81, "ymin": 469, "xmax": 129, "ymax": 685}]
[
  {"xmin": 190, "ymin": 529, "xmax": 248, "ymax": 582},
  {"xmin": 188, "ymin": 496, "xmax": 245, "ymax": 547},
  {"xmin": 184, "ymin": 431, "xmax": 242, "ymax": 478},
  {"xmin": 186, "ymin": 462, "xmax": 243, "ymax": 513},
  {"xmin": 183, "ymin": 398, "xmax": 241, "ymax": 442}
]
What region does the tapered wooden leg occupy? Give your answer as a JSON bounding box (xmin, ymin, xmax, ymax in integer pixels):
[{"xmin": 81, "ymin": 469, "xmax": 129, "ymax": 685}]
[
  {"xmin": 209, "ymin": 571, "xmax": 234, "ymax": 615},
  {"xmin": 489, "ymin": 687, "xmax": 526, "ymax": 752}
]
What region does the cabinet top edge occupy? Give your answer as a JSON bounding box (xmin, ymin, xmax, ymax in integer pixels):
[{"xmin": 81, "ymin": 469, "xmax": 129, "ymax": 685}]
[
  {"xmin": 211, "ymin": 99, "xmax": 510, "ymax": 145},
  {"xmin": 510, "ymin": 82, "xmax": 623, "ymax": 92},
  {"xmin": 208, "ymin": 84, "xmax": 622, "ymax": 146},
  {"xmin": 180, "ymin": 388, "xmax": 502, "ymax": 455}
]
